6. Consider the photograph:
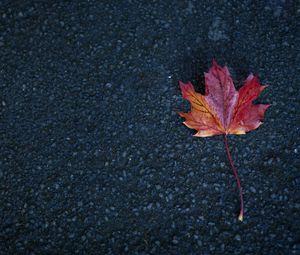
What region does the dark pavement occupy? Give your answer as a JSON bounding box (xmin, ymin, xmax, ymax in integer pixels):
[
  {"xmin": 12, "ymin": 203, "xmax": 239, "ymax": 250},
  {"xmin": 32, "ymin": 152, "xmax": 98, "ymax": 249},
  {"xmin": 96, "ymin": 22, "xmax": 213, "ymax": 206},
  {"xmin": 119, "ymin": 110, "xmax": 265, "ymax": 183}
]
[{"xmin": 0, "ymin": 0, "xmax": 299, "ymax": 254}]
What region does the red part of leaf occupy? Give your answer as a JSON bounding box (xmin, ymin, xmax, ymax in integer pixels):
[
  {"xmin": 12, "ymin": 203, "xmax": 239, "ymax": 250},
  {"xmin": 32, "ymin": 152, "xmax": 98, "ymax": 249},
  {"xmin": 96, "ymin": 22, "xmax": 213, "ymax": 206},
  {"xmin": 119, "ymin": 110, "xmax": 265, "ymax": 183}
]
[{"xmin": 204, "ymin": 60, "xmax": 238, "ymax": 129}]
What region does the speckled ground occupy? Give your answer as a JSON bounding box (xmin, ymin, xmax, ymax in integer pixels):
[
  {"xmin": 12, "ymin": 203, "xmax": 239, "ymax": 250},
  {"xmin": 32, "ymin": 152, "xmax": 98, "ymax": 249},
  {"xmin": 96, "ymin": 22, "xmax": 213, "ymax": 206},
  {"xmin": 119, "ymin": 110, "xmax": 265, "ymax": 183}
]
[{"xmin": 1, "ymin": 0, "xmax": 299, "ymax": 254}]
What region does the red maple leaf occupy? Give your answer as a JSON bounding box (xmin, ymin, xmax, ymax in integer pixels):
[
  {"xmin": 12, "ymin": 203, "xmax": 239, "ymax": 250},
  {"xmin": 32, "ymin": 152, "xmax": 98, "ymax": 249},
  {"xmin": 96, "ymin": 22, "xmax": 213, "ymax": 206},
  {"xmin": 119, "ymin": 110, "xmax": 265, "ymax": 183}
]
[{"xmin": 179, "ymin": 60, "xmax": 270, "ymax": 221}]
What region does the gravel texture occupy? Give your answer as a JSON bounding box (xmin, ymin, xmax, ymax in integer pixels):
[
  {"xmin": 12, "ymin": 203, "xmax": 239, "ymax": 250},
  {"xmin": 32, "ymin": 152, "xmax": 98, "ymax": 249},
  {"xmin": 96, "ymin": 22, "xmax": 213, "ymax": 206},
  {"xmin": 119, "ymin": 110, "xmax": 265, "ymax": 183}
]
[{"xmin": 1, "ymin": 0, "xmax": 299, "ymax": 254}]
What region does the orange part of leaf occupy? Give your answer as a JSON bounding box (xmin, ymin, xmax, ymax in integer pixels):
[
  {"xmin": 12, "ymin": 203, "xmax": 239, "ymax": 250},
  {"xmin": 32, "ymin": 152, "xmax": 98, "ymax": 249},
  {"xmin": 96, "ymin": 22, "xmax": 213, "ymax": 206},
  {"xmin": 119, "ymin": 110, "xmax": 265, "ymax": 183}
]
[
  {"xmin": 178, "ymin": 81, "xmax": 224, "ymax": 137},
  {"xmin": 179, "ymin": 60, "xmax": 269, "ymax": 137}
]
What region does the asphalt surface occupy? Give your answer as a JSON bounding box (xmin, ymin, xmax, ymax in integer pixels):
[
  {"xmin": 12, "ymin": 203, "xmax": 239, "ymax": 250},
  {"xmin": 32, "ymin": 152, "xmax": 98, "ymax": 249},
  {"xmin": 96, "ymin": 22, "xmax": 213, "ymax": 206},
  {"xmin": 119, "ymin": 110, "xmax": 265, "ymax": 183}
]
[{"xmin": 1, "ymin": 0, "xmax": 299, "ymax": 254}]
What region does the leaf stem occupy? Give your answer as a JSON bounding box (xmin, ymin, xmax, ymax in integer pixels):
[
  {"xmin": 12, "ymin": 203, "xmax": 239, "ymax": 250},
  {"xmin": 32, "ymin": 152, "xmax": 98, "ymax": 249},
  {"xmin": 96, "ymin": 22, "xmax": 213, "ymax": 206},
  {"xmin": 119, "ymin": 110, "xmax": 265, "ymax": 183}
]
[{"xmin": 223, "ymin": 134, "xmax": 244, "ymax": 221}]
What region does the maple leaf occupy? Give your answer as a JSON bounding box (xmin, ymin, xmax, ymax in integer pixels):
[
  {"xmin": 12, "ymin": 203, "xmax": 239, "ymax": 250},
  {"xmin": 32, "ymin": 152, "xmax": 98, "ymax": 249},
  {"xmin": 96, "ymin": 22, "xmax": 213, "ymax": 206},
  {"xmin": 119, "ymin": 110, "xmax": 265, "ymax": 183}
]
[
  {"xmin": 179, "ymin": 60, "xmax": 270, "ymax": 137},
  {"xmin": 178, "ymin": 60, "xmax": 270, "ymax": 221}
]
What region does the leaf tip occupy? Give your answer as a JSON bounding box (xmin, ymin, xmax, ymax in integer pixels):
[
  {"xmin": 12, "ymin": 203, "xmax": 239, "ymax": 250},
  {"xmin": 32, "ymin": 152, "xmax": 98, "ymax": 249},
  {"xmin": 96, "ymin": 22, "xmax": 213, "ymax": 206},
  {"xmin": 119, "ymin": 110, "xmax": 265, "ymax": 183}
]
[
  {"xmin": 211, "ymin": 59, "xmax": 222, "ymax": 71},
  {"xmin": 179, "ymin": 80, "xmax": 194, "ymax": 98}
]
